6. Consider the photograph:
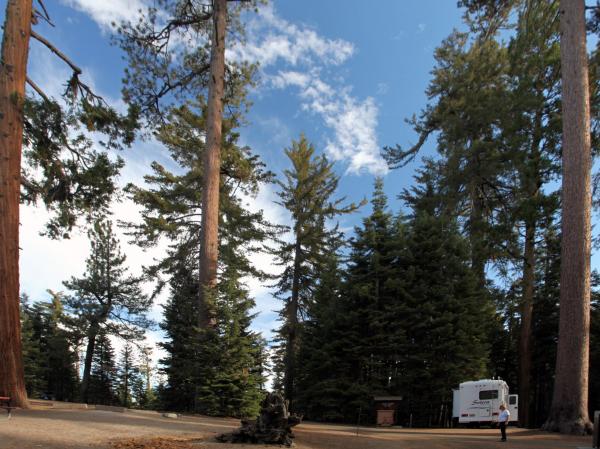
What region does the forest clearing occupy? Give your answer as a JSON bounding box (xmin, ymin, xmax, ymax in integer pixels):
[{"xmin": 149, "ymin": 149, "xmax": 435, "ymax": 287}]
[
  {"xmin": 1, "ymin": 0, "xmax": 600, "ymax": 447},
  {"xmin": 0, "ymin": 406, "xmax": 593, "ymax": 449}
]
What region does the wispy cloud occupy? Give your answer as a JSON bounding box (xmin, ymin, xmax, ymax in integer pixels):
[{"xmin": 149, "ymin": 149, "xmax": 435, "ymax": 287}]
[
  {"xmin": 60, "ymin": 0, "xmax": 145, "ymax": 30},
  {"xmin": 233, "ymin": 4, "xmax": 387, "ymax": 175},
  {"xmin": 229, "ymin": 4, "xmax": 354, "ymax": 67},
  {"xmin": 270, "ymin": 70, "xmax": 387, "ymax": 175}
]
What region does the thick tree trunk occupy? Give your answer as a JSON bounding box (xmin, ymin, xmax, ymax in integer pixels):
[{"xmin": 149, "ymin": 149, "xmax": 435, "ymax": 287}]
[
  {"xmin": 284, "ymin": 237, "xmax": 302, "ymax": 410},
  {"xmin": 80, "ymin": 324, "xmax": 98, "ymax": 403},
  {"xmin": 198, "ymin": 0, "xmax": 227, "ymax": 328},
  {"xmin": 519, "ymin": 218, "xmax": 535, "ymax": 428},
  {"xmin": 0, "ymin": 0, "xmax": 33, "ymax": 410},
  {"xmin": 543, "ymin": 0, "xmax": 593, "ymax": 435}
]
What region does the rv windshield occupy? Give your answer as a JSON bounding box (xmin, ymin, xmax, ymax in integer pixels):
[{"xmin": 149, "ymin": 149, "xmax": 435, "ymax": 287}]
[{"xmin": 479, "ymin": 390, "xmax": 499, "ymax": 400}]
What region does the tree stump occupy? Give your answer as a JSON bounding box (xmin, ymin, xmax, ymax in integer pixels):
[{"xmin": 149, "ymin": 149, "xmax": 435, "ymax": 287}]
[{"xmin": 217, "ymin": 392, "xmax": 302, "ymax": 446}]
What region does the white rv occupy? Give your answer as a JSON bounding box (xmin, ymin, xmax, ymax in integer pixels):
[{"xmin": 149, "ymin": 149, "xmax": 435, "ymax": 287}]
[{"xmin": 452, "ymin": 379, "xmax": 518, "ymax": 426}]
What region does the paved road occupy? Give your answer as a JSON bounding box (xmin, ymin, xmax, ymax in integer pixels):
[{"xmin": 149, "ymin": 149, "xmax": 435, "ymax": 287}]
[{"xmin": 0, "ymin": 408, "xmax": 593, "ymax": 449}]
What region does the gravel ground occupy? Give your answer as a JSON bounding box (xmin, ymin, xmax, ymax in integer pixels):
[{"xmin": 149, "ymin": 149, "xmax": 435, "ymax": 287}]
[{"xmin": 0, "ymin": 408, "xmax": 593, "ymax": 449}]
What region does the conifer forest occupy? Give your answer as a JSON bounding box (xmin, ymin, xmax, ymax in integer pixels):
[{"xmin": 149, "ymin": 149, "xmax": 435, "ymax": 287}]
[{"xmin": 2, "ymin": 0, "xmax": 600, "ymax": 441}]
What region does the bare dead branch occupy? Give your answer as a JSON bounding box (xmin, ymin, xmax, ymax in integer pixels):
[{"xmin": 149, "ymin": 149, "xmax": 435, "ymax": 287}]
[
  {"xmin": 26, "ymin": 76, "xmax": 50, "ymax": 102},
  {"xmin": 33, "ymin": 9, "xmax": 55, "ymax": 27},
  {"xmin": 30, "ymin": 30, "xmax": 82, "ymax": 75},
  {"xmin": 36, "ymin": 0, "xmax": 52, "ymax": 23}
]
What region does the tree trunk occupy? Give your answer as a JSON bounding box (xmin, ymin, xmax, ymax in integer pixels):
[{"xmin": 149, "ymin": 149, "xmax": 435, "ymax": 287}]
[
  {"xmin": 284, "ymin": 237, "xmax": 301, "ymax": 409},
  {"xmin": 469, "ymin": 181, "xmax": 486, "ymax": 289},
  {"xmin": 0, "ymin": 0, "xmax": 33, "ymax": 410},
  {"xmin": 543, "ymin": 0, "xmax": 593, "ymax": 435},
  {"xmin": 80, "ymin": 324, "xmax": 98, "ymax": 403},
  {"xmin": 198, "ymin": 0, "xmax": 227, "ymax": 329},
  {"xmin": 519, "ymin": 218, "xmax": 535, "ymax": 428}
]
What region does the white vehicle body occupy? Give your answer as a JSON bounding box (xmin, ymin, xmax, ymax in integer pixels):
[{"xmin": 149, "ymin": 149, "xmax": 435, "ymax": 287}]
[{"xmin": 452, "ymin": 379, "xmax": 518, "ymax": 425}]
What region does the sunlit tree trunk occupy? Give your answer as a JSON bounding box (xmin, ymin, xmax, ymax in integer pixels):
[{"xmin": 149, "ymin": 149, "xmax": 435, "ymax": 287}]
[
  {"xmin": 0, "ymin": 0, "xmax": 32, "ymax": 409},
  {"xmin": 543, "ymin": 0, "xmax": 593, "ymax": 435},
  {"xmin": 199, "ymin": 0, "xmax": 227, "ymax": 328}
]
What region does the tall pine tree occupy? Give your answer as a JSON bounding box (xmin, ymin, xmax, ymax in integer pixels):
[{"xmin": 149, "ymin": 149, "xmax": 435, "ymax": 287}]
[{"xmin": 272, "ymin": 135, "xmax": 361, "ymax": 409}]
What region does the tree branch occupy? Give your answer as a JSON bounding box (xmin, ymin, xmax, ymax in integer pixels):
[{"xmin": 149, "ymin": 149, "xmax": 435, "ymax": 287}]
[
  {"xmin": 30, "ymin": 30, "xmax": 82, "ymax": 75},
  {"xmin": 26, "ymin": 76, "xmax": 50, "ymax": 102}
]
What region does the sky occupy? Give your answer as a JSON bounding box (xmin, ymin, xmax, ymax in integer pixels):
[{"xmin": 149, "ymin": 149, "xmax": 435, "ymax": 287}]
[{"xmin": 16, "ymin": 0, "xmax": 595, "ymax": 371}]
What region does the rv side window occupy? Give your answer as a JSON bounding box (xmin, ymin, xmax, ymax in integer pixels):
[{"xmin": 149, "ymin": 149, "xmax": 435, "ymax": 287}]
[
  {"xmin": 509, "ymin": 396, "xmax": 517, "ymax": 405},
  {"xmin": 479, "ymin": 390, "xmax": 499, "ymax": 400}
]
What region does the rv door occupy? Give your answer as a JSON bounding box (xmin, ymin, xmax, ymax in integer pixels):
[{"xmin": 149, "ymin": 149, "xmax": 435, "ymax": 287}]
[{"xmin": 508, "ymin": 395, "xmax": 518, "ymax": 422}]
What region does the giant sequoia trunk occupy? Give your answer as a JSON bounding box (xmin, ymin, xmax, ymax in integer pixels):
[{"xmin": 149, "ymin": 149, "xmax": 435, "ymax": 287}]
[
  {"xmin": 0, "ymin": 0, "xmax": 33, "ymax": 410},
  {"xmin": 198, "ymin": 0, "xmax": 227, "ymax": 329},
  {"xmin": 543, "ymin": 0, "xmax": 593, "ymax": 435}
]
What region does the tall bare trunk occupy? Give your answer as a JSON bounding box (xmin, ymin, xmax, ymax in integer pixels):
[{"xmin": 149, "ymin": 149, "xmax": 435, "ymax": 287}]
[
  {"xmin": 543, "ymin": 0, "xmax": 592, "ymax": 435},
  {"xmin": 284, "ymin": 236, "xmax": 301, "ymax": 409},
  {"xmin": 519, "ymin": 218, "xmax": 535, "ymax": 428},
  {"xmin": 0, "ymin": 0, "xmax": 32, "ymax": 409},
  {"xmin": 198, "ymin": 0, "xmax": 227, "ymax": 328}
]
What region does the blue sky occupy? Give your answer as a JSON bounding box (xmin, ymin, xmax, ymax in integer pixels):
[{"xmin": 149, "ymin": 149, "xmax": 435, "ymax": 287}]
[{"xmin": 18, "ymin": 0, "xmax": 591, "ymax": 367}]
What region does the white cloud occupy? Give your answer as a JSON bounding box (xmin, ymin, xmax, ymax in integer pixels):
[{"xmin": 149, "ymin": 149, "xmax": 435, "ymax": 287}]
[
  {"xmin": 236, "ymin": 5, "xmax": 386, "ymax": 175},
  {"xmin": 270, "ymin": 70, "xmax": 388, "ymax": 175},
  {"xmin": 229, "ymin": 3, "xmax": 354, "ymax": 68},
  {"xmin": 60, "ymin": 0, "xmax": 145, "ymax": 30}
]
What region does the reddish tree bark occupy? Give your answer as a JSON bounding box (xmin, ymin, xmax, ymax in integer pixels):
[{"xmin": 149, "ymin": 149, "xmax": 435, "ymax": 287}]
[
  {"xmin": 543, "ymin": 0, "xmax": 593, "ymax": 435},
  {"xmin": 0, "ymin": 0, "xmax": 33, "ymax": 409},
  {"xmin": 198, "ymin": 0, "xmax": 227, "ymax": 328}
]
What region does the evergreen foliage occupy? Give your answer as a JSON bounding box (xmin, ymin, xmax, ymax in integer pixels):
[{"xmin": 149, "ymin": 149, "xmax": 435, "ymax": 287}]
[
  {"xmin": 294, "ymin": 179, "xmax": 493, "ymax": 426},
  {"xmin": 87, "ymin": 332, "xmax": 118, "ymax": 405},
  {"xmin": 20, "ymin": 293, "xmax": 78, "ymax": 401},
  {"xmin": 63, "ymin": 219, "xmax": 151, "ymax": 403},
  {"xmin": 271, "ymin": 135, "xmax": 362, "ymax": 408},
  {"xmin": 129, "ymin": 102, "xmax": 273, "ymax": 417}
]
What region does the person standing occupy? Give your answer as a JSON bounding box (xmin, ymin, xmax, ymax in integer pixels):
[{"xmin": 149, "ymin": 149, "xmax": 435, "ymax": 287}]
[{"xmin": 498, "ymin": 404, "xmax": 510, "ymax": 442}]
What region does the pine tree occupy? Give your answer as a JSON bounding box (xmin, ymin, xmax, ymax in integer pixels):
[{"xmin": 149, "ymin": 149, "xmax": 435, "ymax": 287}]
[
  {"xmin": 88, "ymin": 333, "xmax": 118, "ymax": 406},
  {"xmin": 127, "ymin": 101, "xmax": 275, "ymax": 415},
  {"xmin": 295, "ymin": 240, "xmax": 367, "ymax": 422},
  {"xmin": 133, "ymin": 346, "xmax": 156, "ymax": 409},
  {"xmin": 20, "ymin": 295, "xmax": 46, "ymax": 399},
  {"xmin": 63, "ymin": 220, "xmax": 151, "ymax": 403},
  {"xmin": 543, "ymin": 0, "xmax": 593, "ymax": 434},
  {"xmin": 195, "ymin": 271, "xmax": 266, "ymax": 417},
  {"xmin": 397, "ymin": 208, "xmax": 492, "ymax": 426},
  {"xmin": 116, "ymin": 0, "xmax": 257, "ymax": 328},
  {"xmin": 20, "ymin": 292, "xmax": 79, "ymax": 401},
  {"xmin": 496, "ymin": 1, "xmax": 562, "ymax": 426},
  {"xmin": 117, "ymin": 343, "xmax": 140, "ymax": 408},
  {"xmin": 159, "ymin": 263, "xmax": 201, "ymax": 412},
  {"xmin": 272, "ymin": 135, "xmax": 362, "ymax": 409},
  {"xmin": 383, "ymin": 31, "xmax": 510, "ymax": 289}
]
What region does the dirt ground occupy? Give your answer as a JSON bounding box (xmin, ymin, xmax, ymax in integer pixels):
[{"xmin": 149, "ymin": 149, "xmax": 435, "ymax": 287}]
[{"xmin": 0, "ymin": 408, "xmax": 593, "ymax": 449}]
